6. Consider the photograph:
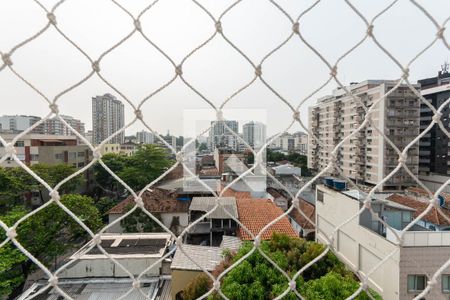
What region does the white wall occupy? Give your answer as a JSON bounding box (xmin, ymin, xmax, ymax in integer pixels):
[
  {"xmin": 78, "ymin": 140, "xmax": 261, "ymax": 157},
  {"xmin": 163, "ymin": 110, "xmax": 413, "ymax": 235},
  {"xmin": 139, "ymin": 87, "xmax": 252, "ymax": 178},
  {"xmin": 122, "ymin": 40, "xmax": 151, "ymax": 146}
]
[{"xmin": 316, "ymin": 185, "xmax": 400, "ymax": 300}]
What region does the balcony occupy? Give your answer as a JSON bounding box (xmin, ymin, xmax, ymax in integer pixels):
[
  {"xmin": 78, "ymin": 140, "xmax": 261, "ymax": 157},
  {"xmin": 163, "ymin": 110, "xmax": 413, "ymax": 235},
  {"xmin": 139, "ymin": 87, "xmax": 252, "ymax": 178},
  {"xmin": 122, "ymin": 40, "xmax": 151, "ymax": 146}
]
[{"xmin": 386, "ymin": 228, "xmax": 450, "ymax": 247}]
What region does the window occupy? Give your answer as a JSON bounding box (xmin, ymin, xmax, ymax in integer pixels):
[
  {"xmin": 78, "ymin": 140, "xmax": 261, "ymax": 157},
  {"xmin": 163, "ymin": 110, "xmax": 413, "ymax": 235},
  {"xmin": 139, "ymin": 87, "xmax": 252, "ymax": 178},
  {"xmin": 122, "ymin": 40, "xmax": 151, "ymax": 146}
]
[
  {"xmin": 408, "ymin": 275, "xmax": 427, "ymax": 292},
  {"xmin": 55, "ymin": 153, "xmax": 63, "ymax": 160},
  {"xmin": 443, "ymin": 275, "xmax": 450, "ymax": 293},
  {"xmin": 30, "ymin": 154, "xmax": 39, "ymax": 161},
  {"xmin": 68, "ymin": 152, "xmax": 77, "ymax": 159},
  {"xmin": 317, "ymin": 190, "xmax": 324, "ymax": 203},
  {"xmin": 14, "ymin": 141, "xmax": 24, "ymax": 147},
  {"xmin": 78, "ymin": 151, "xmax": 85, "ymax": 157}
]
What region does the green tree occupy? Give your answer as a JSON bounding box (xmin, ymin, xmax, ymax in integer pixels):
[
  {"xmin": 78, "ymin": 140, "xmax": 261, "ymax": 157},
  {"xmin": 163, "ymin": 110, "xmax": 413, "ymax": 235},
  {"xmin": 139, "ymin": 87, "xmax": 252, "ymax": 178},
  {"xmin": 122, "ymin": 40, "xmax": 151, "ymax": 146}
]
[
  {"xmin": 0, "ymin": 194, "xmax": 102, "ymax": 298},
  {"xmin": 120, "ymin": 204, "xmax": 162, "ymax": 233},
  {"xmin": 183, "ymin": 274, "xmax": 211, "ymax": 300},
  {"xmin": 198, "ymin": 142, "xmax": 208, "ymax": 152}
]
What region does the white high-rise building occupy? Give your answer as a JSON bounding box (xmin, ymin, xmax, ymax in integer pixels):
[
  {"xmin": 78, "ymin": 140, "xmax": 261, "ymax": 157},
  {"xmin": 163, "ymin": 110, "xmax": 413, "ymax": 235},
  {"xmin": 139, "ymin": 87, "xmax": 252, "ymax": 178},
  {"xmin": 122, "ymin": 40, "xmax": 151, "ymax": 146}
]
[
  {"xmin": 44, "ymin": 115, "xmax": 85, "ymax": 136},
  {"xmin": 0, "ymin": 115, "xmax": 44, "ymax": 134},
  {"xmin": 136, "ymin": 130, "xmax": 154, "ymax": 144},
  {"xmin": 92, "ymin": 94, "xmax": 125, "ymax": 145},
  {"xmin": 308, "ymin": 80, "xmax": 420, "ymax": 191},
  {"xmin": 243, "ymin": 121, "xmax": 266, "ymax": 150},
  {"xmin": 209, "ymin": 120, "xmax": 239, "ymax": 151}
]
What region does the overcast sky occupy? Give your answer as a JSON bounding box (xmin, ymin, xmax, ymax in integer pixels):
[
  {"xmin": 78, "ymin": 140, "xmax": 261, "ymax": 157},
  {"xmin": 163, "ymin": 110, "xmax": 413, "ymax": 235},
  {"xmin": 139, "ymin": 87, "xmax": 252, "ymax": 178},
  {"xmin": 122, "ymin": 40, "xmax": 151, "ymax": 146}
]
[{"xmin": 0, "ymin": 0, "xmax": 449, "ymax": 138}]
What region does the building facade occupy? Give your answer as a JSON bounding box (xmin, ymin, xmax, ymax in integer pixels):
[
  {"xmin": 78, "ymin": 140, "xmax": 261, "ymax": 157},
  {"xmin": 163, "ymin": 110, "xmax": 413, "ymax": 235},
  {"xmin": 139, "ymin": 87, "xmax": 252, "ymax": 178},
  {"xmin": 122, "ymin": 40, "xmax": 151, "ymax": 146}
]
[
  {"xmin": 43, "ymin": 115, "xmax": 85, "ymax": 136},
  {"xmin": 92, "ymin": 93, "xmax": 125, "ymax": 145},
  {"xmin": 209, "ymin": 120, "xmax": 239, "ymax": 151},
  {"xmin": 308, "ymin": 80, "xmax": 420, "ymax": 191},
  {"xmin": 136, "ymin": 130, "xmax": 154, "ymax": 144},
  {"xmin": 0, "ymin": 115, "xmax": 44, "ymax": 134},
  {"xmin": 270, "ymin": 131, "xmax": 308, "ymax": 154},
  {"xmin": 418, "ymin": 69, "xmax": 450, "ymax": 176},
  {"xmin": 243, "ymin": 121, "xmax": 266, "ymax": 150}
]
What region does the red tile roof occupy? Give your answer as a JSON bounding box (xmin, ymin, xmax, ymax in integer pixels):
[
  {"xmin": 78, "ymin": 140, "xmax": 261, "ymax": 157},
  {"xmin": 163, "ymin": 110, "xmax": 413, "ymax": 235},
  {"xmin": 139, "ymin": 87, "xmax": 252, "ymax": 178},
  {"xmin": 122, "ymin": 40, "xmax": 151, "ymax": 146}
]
[
  {"xmin": 236, "ymin": 198, "xmax": 298, "ymax": 240},
  {"xmin": 387, "ymin": 194, "xmax": 450, "ymax": 226},
  {"xmin": 220, "ymin": 184, "xmax": 252, "ymax": 200},
  {"xmin": 107, "ymin": 188, "xmax": 190, "ymax": 215},
  {"xmin": 289, "ymin": 200, "xmax": 315, "ymax": 230}
]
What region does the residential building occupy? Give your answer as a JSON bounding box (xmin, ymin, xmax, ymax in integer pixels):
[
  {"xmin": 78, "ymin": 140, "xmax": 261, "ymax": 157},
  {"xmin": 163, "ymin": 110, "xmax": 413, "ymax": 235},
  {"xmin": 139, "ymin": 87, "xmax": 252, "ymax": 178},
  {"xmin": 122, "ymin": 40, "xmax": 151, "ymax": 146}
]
[
  {"xmin": 417, "ymin": 68, "xmax": 450, "ymax": 192},
  {"xmin": 209, "ymin": 120, "xmax": 239, "ymax": 151},
  {"xmin": 161, "ymin": 133, "xmax": 177, "ymax": 150},
  {"xmin": 269, "ymin": 131, "xmax": 308, "ymax": 154},
  {"xmin": 85, "ymin": 129, "xmax": 93, "ymax": 144},
  {"xmin": 92, "ymin": 93, "xmax": 125, "ymax": 144},
  {"xmin": 316, "ymin": 184, "xmax": 450, "ymax": 300},
  {"xmin": 170, "ymin": 237, "xmax": 241, "ymax": 300},
  {"xmin": 236, "ymin": 198, "xmax": 297, "ymax": 240},
  {"xmin": 98, "ymin": 143, "xmax": 121, "ymax": 155},
  {"xmin": 43, "ymin": 115, "xmax": 85, "ymax": 136},
  {"xmin": 187, "ymin": 196, "xmax": 238, "ymax": 246},
  {"xmin": 213, "ymin": 148, "xmax": 245, "ymax": 174},
  {"xmin": 107, "ymin": 188, "xmax": 191, "ymax": 235},
  {"xmin": 243, "ymin": 121, "xmax": 266, "ymax": 150},
  {"xmin": 0, "ymin": 115, "xmax": 44, "ymax": 134},
  {"xmin": 308, "ymin": 80, "xmax": 421, "ymax": 191},
  {"xmin": 120, "ymin": 141, "xmax": 139, "ymax": 156},
  {"xmin": 0, "ymin": 134, "xmax": 90, "ymax": 169},
  {"xmin": 136, "ymin": 130, "xmax": 154, "ymax": 144}
]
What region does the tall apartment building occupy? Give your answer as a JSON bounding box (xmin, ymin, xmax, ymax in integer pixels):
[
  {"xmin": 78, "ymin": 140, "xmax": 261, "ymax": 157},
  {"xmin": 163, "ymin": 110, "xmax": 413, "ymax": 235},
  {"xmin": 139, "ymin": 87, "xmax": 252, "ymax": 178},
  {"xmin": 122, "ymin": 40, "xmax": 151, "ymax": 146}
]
[
  {"xmin": 243, "ymin": 121, "xmax": 266, "ymax": 150},
  {"xmin": 270, "ymin": 131, "xmax": 308, "ymax": 154},
  {"xmin": 136, "ymin": 130, "xmax": 154, "ymax": 144},
  {"xmin": 43, "ymin": 115, "xmax": 85, "ymax": 136},
  {"xmin": 308, "ymin": 80, "xmax": 420, "ymax": 191},
  {"xmin": 418, "ymin": 68, "xmax": 450, "ymax": 176},
  {"xmin": 0, "ymin": 115, "xmax": 44, "ymax": 134},
  {"xmin": 209, "ymin": 120, "xmax": 239, "ymax": 151},
  {"xmin": 92, "ymin": 94, "xmax": 125, "ymax": 145}
]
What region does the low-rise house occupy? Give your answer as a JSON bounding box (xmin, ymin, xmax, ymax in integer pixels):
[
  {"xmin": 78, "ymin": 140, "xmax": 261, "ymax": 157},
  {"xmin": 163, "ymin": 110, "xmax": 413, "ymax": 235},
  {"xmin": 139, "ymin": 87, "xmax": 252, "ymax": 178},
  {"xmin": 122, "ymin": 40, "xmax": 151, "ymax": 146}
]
[
  {"xmin": 236, "ymin": 198, "xmax": 297, "ymax": 240},
  {"xmin": 316, "ymin": 184, "xmax": 450, "ymax": 300},
  {"xmin": 272, "ymin": 163, "xmax": 301, "ymax": 177},
  {"xmin": 107, "ymin": 188, "xmax": 190, "ymax": 235},
  {"xmin": 187, "ymin": 197, "xmax": 238, "ymax": 246},
  {"xmin": 289, "ymin": 199, "xmax": 315, "ymax": 240},
  {"xmin": 120, "ymin": 141, "xmax": 139, "ymax": 156}
]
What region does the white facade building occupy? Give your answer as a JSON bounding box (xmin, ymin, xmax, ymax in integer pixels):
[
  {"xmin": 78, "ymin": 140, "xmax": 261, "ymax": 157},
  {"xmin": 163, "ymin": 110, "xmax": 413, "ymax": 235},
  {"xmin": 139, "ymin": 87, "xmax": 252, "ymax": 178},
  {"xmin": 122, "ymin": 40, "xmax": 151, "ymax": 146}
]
[
  {"xmin": 0, "ymin": 115, "xmax": 43, "ymax": 134},
  {"xmin": 136, "ymin": 130, "xmax": 154, "ymax": 144},
  {"xmin": 92, "ymin": 93, "xmax": 125, "ymax": 145},
  {"xmin": 243, "ymin": 121, "xmax": 266, "ymax": 150},
  {"xmin": 209, "ymin": 120, "xmax": 239, "ymax": 151}
]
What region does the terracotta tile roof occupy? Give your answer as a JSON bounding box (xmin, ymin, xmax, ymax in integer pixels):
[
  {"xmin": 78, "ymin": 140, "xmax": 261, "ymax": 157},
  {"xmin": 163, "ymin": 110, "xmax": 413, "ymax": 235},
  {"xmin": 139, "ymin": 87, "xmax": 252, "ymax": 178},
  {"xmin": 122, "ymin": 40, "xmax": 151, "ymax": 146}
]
[
  {"xmin": 220, "ymin": 184, "xmax": 252, "ymax": 200},
  {"xmin": 289, "ymin": 200, "xmax": 315, "ymax": 230},
  {"xmin": 236, "ymin": 198, "xmax": 298, "ymax": 240},
  {"xmin": 387, "ymin": 194, "xmax": 450, "ymax": 226},
  {"xmin": 107, "ymin": 188, "xmax": 190, "ymax": 214}
]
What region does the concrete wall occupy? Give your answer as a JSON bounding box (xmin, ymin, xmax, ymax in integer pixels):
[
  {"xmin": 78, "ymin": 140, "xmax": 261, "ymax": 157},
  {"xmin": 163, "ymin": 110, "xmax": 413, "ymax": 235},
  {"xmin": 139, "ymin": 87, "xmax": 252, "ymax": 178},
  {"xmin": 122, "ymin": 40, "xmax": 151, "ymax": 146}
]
[
  {"xmin": 400, "ymin": 247, "xmax": 450, "ymax": 300},
  {"xmin": 171, "ymin": 269, "xmax": 204, "ymax": 300},
  {"xmin": 316, "ymin": 185, "xmax": 400, "ymax": 300},
  {"xmin": 419, "ymin": 173, "xmax": 450, "ymax": 193}
]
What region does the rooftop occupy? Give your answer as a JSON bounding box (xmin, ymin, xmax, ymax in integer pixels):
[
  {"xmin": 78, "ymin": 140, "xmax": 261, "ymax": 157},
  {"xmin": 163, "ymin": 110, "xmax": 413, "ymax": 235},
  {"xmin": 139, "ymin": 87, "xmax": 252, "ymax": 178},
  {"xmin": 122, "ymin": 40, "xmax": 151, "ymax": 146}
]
[
  {"xmin": 171, "ymin": 244, "xmax": 223, "ymax": 271},
  {"xmin": 189, "ymin": 197, "xmax": 238, "ymax": 219},
  {"xmin": 289, "ymin": 199, "xmax": 316, "ymax": 230},
  {"xmin": 236, "ymin": 198, "xmax": 298, "ymax": 240},
  {"xmin": 71, "ymin": 233, "xmax": 172, "ymax": 259},
  {"xmin": 107, "ymin": 188, "xmax": 189, "ymax": 215}
]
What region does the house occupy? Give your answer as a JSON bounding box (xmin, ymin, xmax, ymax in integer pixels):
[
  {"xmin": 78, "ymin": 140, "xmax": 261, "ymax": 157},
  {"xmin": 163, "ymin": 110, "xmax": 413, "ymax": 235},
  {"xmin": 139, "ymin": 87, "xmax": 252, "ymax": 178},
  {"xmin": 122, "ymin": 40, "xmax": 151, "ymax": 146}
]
[
  {"xmin": 236, "ymin": 198, "xmax": 297, "ymax": 240},
  {"xmin": 170, "ymin": 237, "xmax": 241, "ymax": 300},
  {"xmin": 187, "ymin": 197, "xmax": 238, "ymax": 246},
  {"xmin": 107, "ymin": 188, "xmax": 190, "ymax": 235},
  {"xmin": 272, "ymin": 163, "xmax": 301, "ymax": 177},
  {"xmin": 288, "ymin": 198, "xmax": 315, "ymax": 240},
  {"xmin": 316, "ymin": 184, "xmax": 450, "ymax": 300}
]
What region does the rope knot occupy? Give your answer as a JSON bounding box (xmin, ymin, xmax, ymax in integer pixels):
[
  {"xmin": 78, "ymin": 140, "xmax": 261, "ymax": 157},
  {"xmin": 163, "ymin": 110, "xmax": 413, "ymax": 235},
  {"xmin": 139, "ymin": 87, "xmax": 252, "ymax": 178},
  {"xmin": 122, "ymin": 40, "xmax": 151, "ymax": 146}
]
[
  {"xmin": 132, "ymin": 280, "xmax": 141, "ymax": 288},
  {"xmin": 49, "ymin": 190, "xmax": 60, "ymax": 202},
  {"xmin": 48, "ymin": 275, "xmax": 58, "ymax": 286},
  {"xmin": 6, "ymin": 228, "xmax": 17, "ymax": 239},
  {"xmin": 176, "ymin": 236, "xmax": 183, "ymax": 245},
  {"xmin": 364, "ymin": 200, "xmax": 371, "ymax": 209},
  {"xmin": 255, "ymin": 152, "xmax": 264, "ymax": 166},
  {"xmin": 398, "ymin": 153, "xmax": 407, "ymax": 164},
  {"xmin": 134, "ymin": 19, "xmax": 142, "ymax": 31},
  {"xmin": 402, "ymin": 68, "xmax": 409, "ymax": 79},
  {"xmin": 213, "ymin": 280, "xmax": 221, "ymax": 290},
  {"xmin": 176, "ymin": 152, "xmax": 184, "ymax": 163},
  {"xmin": 436, "ymin": 27, "xmax": 445, "ymax": 39},
  {"xmin": 254, "ymin": 236, "xmax": 261, "ymax": 247},
  {"xmin": 366, "ymin": 25, "xmax": 374, "ymax": 37},
  {"xmin": 289, "ymin": 280, "xmax": 296, "ymax": 290},
  {"xmin": 49, "ymin": 103, "xmax": 59, "ymax": 114},
  {"xmin": 293, "ymin": 110, "xmax": 300, "ymax": 121},
  {"xmin": 432, "ymin": 112, "xmax": 442, "ymax": 123},
  {"xmin": 93, "ymin": 149, "xmax": 102, "ymax": 159},
  {"xmin": 361, "ymin": 280, "xmax": 368, "ymax": 290},
  {"xmin": 92, "ymin": 61, "xmax": 100, "ymax": 72},
  {"xmin": 428, "ymin": 277, "xmax": 438, "ymax": 287},
  {"xmin": 215, "ymin": 21, "xmax": 222, "ymax": 33},
  {"xmin": 216, "ymin": 110, "xmax": 224, "ymax": 121},
  {"xmin": 1, "ymin": 53, "xmax": 12, "ymax": 66},
  {"xmin": 293, "ymin": 198, "xmax": 300, "ymax": 208},
  {"xmin": 134, "ymin": 109, "xmax": 143, "ymax": 120},
  {"xmin": 330, "ymin": 65, "xmax": 338, "ymax": 77},
  {"xmin": 255, "ymin": 65, "xmax": 262, "ymax": 77},
  {"xmin": 92, "ymin": 234, "xmax": 101, "ymax": 245},
  {"xmin": 4, "ymin": 143, "xmax": 16, "ymax": 157},
  {"xmin": 47, "ymin": 12, "xmax": 57, "ymax": 25},
  {"xmin": 175, "ymin": 65, "xmax": 183, "ymax": 76},
  {"xmin": 135, "ymin": 196, "xmax": 144, "ymax": 208},
  {"xmin": 292, "ymin": 22, "xmax": 299, "ymax": 34}
]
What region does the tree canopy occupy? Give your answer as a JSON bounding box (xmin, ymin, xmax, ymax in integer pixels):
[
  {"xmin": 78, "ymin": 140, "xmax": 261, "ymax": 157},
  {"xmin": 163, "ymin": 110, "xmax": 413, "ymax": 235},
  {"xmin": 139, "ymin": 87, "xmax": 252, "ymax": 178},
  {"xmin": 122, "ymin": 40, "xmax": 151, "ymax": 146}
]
[
  {"xmin": 0, "ymin": 194, "xmax": 102, "ymax": 298},
  {"xmin": 183, "ymin": 233, "xmax": 380, "ymax": 300}
]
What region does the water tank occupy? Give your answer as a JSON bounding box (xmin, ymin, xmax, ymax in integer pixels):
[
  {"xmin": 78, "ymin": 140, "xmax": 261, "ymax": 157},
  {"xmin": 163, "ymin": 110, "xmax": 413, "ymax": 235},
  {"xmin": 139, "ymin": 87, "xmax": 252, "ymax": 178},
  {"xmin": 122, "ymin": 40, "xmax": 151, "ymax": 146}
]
[
  {"xmin": 324, "ymin": 177, "xmax": 334, "ymax": 187},
  {"xmin": 438, "ymin": 195, "xmax": 445, "ymax": 207},
  {"xmin": 333, "ymin": 180, "xmax": 346, "ymax": 191}
]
